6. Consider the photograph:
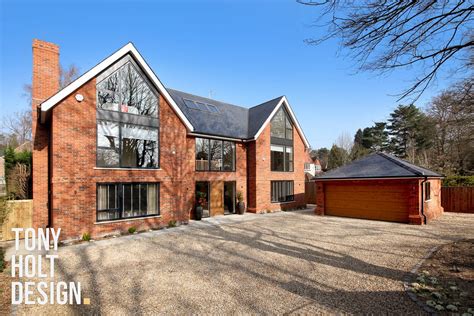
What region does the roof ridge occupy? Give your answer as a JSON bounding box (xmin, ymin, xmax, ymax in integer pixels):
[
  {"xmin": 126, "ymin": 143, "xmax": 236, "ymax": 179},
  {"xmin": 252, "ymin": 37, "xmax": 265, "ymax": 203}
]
[{"xmin": 377, "ymin": 152, "xmax": 424, "ymax": 176}]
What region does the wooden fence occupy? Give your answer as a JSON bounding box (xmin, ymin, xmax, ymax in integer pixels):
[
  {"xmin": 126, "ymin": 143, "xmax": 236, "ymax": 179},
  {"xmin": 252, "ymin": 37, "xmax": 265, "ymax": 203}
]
[
  {"xmin": 1, "ymin": 199, "xmax": 33, "ymax": 241},
  {"xmin": 441, "ymin": 187, "xmax": 474, "ymax": 213},
  {"xmin": 305, "ymin": 182, "xmax": 317, "ymax": 204}
]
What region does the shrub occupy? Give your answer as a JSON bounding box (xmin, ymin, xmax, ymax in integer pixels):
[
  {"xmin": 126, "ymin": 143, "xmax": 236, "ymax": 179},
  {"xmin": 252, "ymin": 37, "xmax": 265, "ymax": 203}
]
[
  {"xmin": 168, "ymin": 220, "xmax": 177, "ymax": 228},
  {"xmin": 442, "ymin": 176, "xmax": 474, "ymax": 187},
  {"xmin": 7, "ymin": 163, "xmax": 30, "ymax": 199},
  {"xmin": 82, "ymin": 233, "xmax": 91, "ymax": 241},
  {"xmin": 128, "ymin": 227, "xmax": 136, "ymax": 234}
]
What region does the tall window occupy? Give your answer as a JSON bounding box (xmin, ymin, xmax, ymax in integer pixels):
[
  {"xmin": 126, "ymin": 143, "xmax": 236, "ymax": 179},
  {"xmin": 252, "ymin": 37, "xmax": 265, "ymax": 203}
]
[
  {"xmin": 424, "ymin": 182, "xmax": 431, "ymax": 201},
  {"xmin": 97, "ymin": 183, "xmax": 159, "ymax": 222},
  {"xmin": 271, "ymin": 181, "xmax": 294, "ymax": 203},
  {"xmin": 195, "ymin": 137, "xmax": 235, "ymax": 171},
  {"xmin": 271, "ymin": 107, "xmax": 293, "ymax": 172},
  {"xmin": 96, "ymin": 58, "xmax": 159, "ymax": 168}
]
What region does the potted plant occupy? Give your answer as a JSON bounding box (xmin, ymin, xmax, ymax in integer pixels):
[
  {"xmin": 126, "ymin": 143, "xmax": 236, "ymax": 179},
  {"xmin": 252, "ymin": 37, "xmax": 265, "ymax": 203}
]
[
  {"xmin": 195, "ymin": 192, "xmax": 206, "ymax": 220},
  {"xmin": 237, "ymin": 191, "xmax": 245, "ymax": 215}
]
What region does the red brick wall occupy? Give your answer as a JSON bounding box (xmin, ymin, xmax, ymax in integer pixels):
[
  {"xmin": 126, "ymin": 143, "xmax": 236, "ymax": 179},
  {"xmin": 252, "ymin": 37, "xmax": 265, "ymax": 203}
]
[
  {"xmin": 314, "ymin": 178, "xmax": 443, "ymax": 225},
  {"xmin": 248, "ymin": 117, "xmax": 306, "ymax": 212},
  {"xmin": 32, "ymin": 39, "xmax": 60, "ymax": 229},
  {"xmin": 49, "ymin": 78, "xmax": 194, "ymax": 239},
  {"xmin": 420, "ymin": 178, "xmax": 444, "ymax": 222}
]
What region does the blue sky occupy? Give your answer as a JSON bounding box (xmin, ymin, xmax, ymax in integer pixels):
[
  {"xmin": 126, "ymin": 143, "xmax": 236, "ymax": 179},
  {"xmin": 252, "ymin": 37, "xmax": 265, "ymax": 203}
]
[{"xmin": 0, "ymin": 0, "xmax": 457, "ymax": 148}]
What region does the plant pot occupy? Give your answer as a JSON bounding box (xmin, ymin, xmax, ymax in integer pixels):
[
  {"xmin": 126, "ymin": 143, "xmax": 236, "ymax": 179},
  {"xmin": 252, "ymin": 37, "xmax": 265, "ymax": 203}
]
[
  {"xmin": 237, "ymin": 201, "xmax": 246, "ymax": 215},
  {"xmin": 195, "ymin": 205, "xmax": 203, "ymax": 220}
]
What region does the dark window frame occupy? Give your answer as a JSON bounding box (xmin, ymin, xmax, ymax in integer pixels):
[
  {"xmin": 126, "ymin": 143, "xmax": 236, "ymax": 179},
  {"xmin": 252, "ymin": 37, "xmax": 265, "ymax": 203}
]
[
  {"xmin": 96, "ymin": 182, "xmax": 160, "ymax": 222},
  {"xmin": 270, "ymin": 144, "xmax": 294, "ymax": 172},
  {"xmin": 195, "ymin": 137, "xmax": 236, "ymax": 172},
  {"xmin": 424, "ymin": 182, "xmax": 431, "ymax": 201},
  {"xmin": 271, "ymin": 181, "xmax": 295, "ymax": 203},
  {"xmin": 96, "ymin": 119, "xmax": 160, "ymax": 169}
]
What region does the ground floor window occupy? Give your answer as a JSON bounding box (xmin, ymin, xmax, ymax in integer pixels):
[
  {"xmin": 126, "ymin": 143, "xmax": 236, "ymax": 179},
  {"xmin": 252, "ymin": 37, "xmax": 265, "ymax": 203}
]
[
  {"xmin": 271, "ymin": 181, "xmax": 294, "ymax": 203},
  {"xmin": 97, "ymin": 183, "xmax": 159, "ymax": 222},
  {"xmin": 424, "ymin": 182, "xmax": 431, "ymax": 201}
]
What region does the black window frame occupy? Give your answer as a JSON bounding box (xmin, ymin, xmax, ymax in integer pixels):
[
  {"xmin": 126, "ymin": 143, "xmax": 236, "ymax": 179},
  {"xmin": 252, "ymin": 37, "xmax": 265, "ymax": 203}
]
[
  {"xmin": 271, "ymin": 181, "xmax": 294, "ymax": 203},
  {"xmin": 270, "ymin": 144, "xmax": 294, "ymax": 172},
  {"xmin": 270, "ymin": 107, "xmax": 294, "ymax": 172},
  {"xmin": 96, "ymin": 57, "xmax": 160, "ymax": 170},
  {"xmin": 424, "ymin": 182, "xmax": 431, "ymax": 201},
  {"xmin": 96, "ymin": 182, "xmax": 160, "ymax": 222},
  {"xmin": 195, "ymin": 137, "xmax": 236, "ymax": 172}
]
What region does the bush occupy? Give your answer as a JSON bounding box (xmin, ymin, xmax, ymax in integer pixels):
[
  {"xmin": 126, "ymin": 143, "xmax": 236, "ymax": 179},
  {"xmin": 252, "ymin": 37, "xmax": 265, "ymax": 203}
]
[
  {"xmin": 128, "ymin": 227, "xmax": 136, "ymax": 234},
  {"xmin": 442, "ymin": 176, "xmax": 474, "ymax": 187},
  {"xmin": 82, "ymin": 233, "xmax": 91, "ymax": 241},
  {"xmin": 168, "ymin": 220, "xmax": 177, "ymax": 228}
]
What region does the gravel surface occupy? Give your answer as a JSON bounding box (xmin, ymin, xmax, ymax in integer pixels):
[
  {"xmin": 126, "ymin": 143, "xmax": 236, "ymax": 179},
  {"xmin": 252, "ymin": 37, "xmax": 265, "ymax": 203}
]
[{"xmin": 8, "ymin": 209, "xmax": 474, "ymax": 315}]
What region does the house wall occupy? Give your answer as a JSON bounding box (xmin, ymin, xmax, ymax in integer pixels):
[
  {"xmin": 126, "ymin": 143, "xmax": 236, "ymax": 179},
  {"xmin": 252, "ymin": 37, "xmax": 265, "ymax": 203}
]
[
  {"xmin": 248, "ymin": 121, "xmax": 306, "ymax": 212},
  {"xmin": 187, "ymin": 136, "xmax": 248, "ymax": 217},
  {"xmin": 315, "ymin": 178, "xmax": 443, "ymax": 225},
  {"xmin": 46, "ymin": 78, "xmax": 194, "ymax": 240}
]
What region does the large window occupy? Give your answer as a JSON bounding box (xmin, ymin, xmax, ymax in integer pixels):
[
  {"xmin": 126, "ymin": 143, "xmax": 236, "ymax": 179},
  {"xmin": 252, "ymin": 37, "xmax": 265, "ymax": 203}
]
[
  {"xmin": 195, "ymin": 137, "xmax": 235, "ymax": 171},
  {"xmin": 97, "ymin": 183, "xmax": 159, "ymax": 222},
  {"xmin": 97, "ymin": 121, "xmax": 158, "ymax": 168},
  {"xmin": 96, "ymin": 58, "xmax": 159, "ymax": 169},
  {"xmin": 271, "ymin": 181, "xmax": 294, "ymax": 203},
  {"xmin": 271, "ymin": 108, "xmax": 293, "ymax": 172}
]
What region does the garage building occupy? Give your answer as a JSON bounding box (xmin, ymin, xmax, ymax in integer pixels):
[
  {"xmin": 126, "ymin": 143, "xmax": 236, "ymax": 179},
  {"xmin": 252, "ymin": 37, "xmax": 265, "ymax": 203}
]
[{"xmin": 314, "ymin": 152, "xmax": 443, "ymax": 224}]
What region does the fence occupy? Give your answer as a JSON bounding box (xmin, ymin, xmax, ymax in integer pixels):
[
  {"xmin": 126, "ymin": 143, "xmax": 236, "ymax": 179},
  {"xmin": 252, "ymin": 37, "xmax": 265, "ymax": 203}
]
[
  {"xmin": 441, "ymin": 187, "xmax": 474, "ymax": 213},
  {"xmin": 305, "ymin": 182, "xmax": 317, "ymax": 204},
  {"xmin": 1, "ymin": 199, "xmax": 33, "ymax": 241}
]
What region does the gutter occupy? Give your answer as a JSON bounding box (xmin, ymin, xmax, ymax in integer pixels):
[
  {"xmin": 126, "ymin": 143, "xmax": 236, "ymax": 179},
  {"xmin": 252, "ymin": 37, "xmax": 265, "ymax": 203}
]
[{"xmin": 420, "ymin": 176, "xmax": 428, "ymax": 224}]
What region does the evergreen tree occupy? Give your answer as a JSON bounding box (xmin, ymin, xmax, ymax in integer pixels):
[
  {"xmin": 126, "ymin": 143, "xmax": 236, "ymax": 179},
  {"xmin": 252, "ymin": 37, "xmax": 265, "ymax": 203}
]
[{"xmin": 328, "ymin": 144, "xmax": 348, "ymax": 169}]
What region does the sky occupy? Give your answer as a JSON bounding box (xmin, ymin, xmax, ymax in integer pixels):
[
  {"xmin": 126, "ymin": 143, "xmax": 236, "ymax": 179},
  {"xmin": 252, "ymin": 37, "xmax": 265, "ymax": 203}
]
[{"xmin": 0, "ymin": 0, "xmax": 460, "ymax": 149}]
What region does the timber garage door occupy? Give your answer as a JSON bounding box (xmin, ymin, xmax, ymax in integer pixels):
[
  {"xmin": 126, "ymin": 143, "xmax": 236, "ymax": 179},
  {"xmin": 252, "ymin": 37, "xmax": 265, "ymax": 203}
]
[{"xmin": 325, "ymin": 183, "xmax": 409, "ymax": 223}]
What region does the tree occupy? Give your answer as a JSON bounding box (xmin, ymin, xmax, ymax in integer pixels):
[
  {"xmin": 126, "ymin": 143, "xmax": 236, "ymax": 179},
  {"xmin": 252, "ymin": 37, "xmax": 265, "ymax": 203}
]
[
  {"xmin": 298, "ymin": 1, "xmax": 474, "ymax": 100},
  {"xmin": 350, "ymin": 129, "xmax": 369, "ymax": 160},
  {"xmin": 361, "ymin": 122, "xmax": 389, "ymax": 152},
  {"xmin": 311, "ymin": 147, "xmax": 329, "ymax": 171},
  {"xmin": 0, "ymin": 109, "xmax": 31, "ymax": 144},
  {"xmin": 427, "ymin": 78, "xmax": 473, "ymax": 175},
  {"xmin": 335, "ymin": 131, "xmax": 353, "ymax": 154},
  {"xmin": 387, "ymin": 104, "xmax": 434, "ymax": 164},
  {"xmin": 328, "ymin": 144, "xmax": 348, "ymax": 170}
]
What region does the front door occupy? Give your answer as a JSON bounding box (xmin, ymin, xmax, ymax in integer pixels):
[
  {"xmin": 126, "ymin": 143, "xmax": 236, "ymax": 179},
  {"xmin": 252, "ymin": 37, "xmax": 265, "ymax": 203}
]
[
  {"xmin": 196, "ymin": 181, "xmax": 210, "ymax": 218},
  {"xmin": 223, "ymin": 181, "xmax": 236, "ymax": 215}
]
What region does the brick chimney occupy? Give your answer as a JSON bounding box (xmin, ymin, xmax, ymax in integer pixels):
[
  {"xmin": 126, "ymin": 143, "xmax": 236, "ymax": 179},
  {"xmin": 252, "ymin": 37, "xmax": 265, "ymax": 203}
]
[{"xmin": 32, "ymin": 39, "xmax": 60, "ymax": 229}]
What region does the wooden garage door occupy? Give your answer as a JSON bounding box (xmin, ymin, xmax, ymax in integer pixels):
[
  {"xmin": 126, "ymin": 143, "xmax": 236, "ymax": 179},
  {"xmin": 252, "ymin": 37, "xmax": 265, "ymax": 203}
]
[{"xmin": 325, "ymin": 183, "xmax": 409, "ymax": 223}]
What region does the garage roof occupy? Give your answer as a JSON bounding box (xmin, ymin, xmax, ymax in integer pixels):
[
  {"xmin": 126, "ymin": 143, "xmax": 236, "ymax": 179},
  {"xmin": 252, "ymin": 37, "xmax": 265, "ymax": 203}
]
[{"xmin": 315, "ymin": 152, "xmax": 443, "ymax": 180}]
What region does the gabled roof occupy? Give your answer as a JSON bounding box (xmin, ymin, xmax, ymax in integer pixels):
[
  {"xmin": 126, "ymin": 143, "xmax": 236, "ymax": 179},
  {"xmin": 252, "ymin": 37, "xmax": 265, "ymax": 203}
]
[
  {"xmin": 39, "ymin": 43, "xmax": 193, "ymax": 130},
  {"xmin": 39, "ymin": 42, "xmax": 310, "ymax": 147},
  {"xmin": 315, "ymin": 152, "xmax": 443, "ymax": 180}
]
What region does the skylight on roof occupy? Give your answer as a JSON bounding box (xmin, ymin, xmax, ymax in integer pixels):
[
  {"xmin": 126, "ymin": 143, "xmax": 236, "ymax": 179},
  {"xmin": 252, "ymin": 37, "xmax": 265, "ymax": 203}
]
[{"xmin": 183, "ymin": 98, "xmax": 220, "ymax": 113}]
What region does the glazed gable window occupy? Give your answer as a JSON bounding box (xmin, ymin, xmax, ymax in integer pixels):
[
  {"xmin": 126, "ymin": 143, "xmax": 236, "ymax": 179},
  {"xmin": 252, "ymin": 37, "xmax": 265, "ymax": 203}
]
[
  {"xmin": 96, "ymin": 56, "xmax": 159, "ymax": 168},
  {"xmin": 270, "ymin": 107, "xmax": 294, "ymax": 172}
]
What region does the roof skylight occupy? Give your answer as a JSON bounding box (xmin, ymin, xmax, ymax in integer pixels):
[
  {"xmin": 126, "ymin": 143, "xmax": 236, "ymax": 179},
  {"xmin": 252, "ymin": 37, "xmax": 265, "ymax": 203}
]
[{"xmin": 183, "ymin": 98, "xmax": 220, "ymax": 113}]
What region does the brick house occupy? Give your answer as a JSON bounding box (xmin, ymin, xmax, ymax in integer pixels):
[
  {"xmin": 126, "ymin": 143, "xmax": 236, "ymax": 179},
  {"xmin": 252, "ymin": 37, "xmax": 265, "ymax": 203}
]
[{"xmin": 31, "ymin": 39, "xmax": 311, "ymax": 240}]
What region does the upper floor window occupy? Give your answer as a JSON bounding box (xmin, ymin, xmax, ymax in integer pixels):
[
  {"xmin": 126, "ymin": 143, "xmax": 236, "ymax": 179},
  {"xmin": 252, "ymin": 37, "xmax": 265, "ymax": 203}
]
[
  {"xmin": 271, "ymin": 107, "xmax": 293, "ymax": 172},
  {"xmin": 196, "ymin": 137, "xmax": 235, "ymax": 171},
  {"xmin": 304, "ymin": 162, "xmax": 311, "ymax": 170},
  {"xmin": 96, "ymin": 57, "xmax": 159, "ymax": 169},
  {"xmin": 271, "ymin": 107, "xmax": 293, "ymax": 140},
  {"xmin": 97, "ymin": 61, "xmax": 158, "ymax": 117}
]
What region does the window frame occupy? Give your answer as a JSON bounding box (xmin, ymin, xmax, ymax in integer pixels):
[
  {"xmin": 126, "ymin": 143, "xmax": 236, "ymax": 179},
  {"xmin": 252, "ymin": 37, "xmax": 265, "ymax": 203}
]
[
  {"xmin": 195, "ymin": 137, "xmax": 236, "ymax": 172},
  {"xmin": 270, "ymin": 144, "xmax": 294, "ymax": 172},
  {"xmin": 424, "ymin": 182, "xmax": 431, "ymax": 201},
  {"xmin": 96, "ymin": 182, "xmax": 160, "ymax": 222},
  {"xmin": 270, "ymin": 181, "xmax": 295, "ymax": 203},
  {"xmin": 96, "ymin": 120, "xmax": 160, "ymax": 169},
  {"xmin": 95, "ymin": 55, "xmax": 160, "ymax": 169}
]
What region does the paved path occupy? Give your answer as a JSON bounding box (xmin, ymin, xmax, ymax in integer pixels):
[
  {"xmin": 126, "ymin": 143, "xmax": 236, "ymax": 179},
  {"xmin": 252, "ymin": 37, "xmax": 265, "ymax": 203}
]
[{"xmin": 10, "ymin": 209, "xmax": 474, "ymax": 315}]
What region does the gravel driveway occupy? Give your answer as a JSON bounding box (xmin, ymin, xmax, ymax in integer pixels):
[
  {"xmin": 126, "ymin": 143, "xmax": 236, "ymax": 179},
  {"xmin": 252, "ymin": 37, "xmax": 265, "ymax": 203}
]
[{"xmin": 11, "ymin": 209, "xmax": 474, "ymax": 315}]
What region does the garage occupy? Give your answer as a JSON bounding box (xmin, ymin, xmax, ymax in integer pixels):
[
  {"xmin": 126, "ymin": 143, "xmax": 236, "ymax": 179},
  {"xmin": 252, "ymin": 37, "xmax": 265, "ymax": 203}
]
[{"xmin": 314, "ymin": 153, "xmax": 444, "ymax": 224}]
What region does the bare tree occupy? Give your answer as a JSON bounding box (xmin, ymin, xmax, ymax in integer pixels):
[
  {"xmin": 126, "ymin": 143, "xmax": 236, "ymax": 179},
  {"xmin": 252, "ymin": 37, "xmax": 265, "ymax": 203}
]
[
  {"xmin": 59, "ymin": 64, "xmax": 80, "ymax": 88},
  {"xmin": 298, "ymin": 1, "xmax": 474, "ymax": 101},
  {"xmin": 1, "ymin": 109, "xmax": 32, "ymax": 144},
  {"xmin": 335, "ymin": 131, "xmax": 353, "ymax": 153}
]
